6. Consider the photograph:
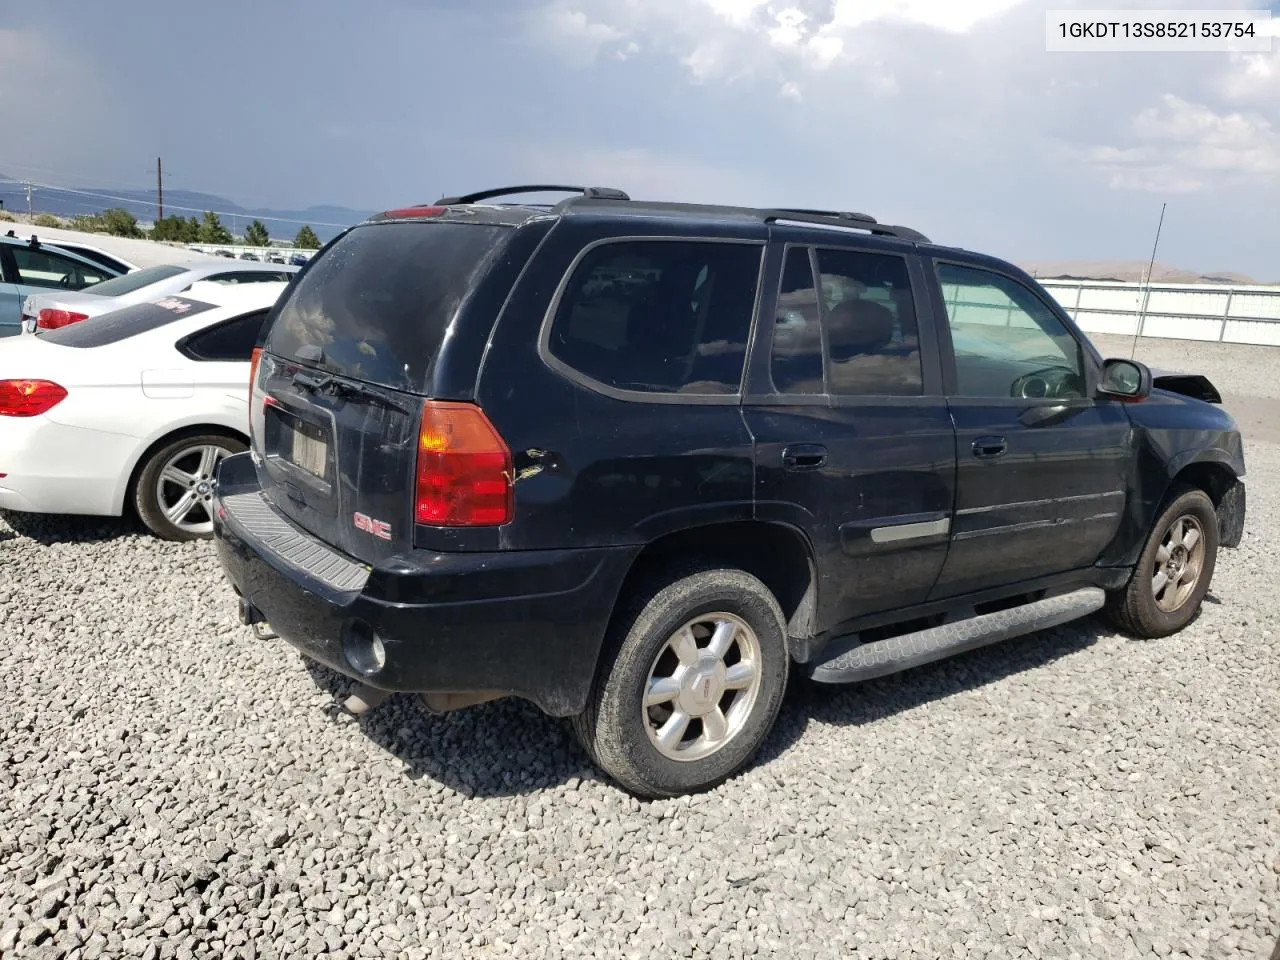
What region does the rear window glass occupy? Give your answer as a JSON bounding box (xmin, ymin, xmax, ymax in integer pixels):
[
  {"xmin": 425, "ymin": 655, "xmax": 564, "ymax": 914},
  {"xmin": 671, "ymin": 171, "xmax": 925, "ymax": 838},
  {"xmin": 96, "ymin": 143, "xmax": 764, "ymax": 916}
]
[
  {"xmin": 266, "ymin": 222, "xmax": 508, "ymax": 390},
  {"xmin": 41, "ymin": 297, "xmax": 215, "ymax": 348},
  {"xmin": 200, "ymin": 270, "xmax": 294, "ymax": 285},
  {"xmin": 83, "ymin": 264, "xmax": 188, "ymax": 297},
  {"xmin": 547, "ymin": 240, "xmax": 762, "ymax": 395}
]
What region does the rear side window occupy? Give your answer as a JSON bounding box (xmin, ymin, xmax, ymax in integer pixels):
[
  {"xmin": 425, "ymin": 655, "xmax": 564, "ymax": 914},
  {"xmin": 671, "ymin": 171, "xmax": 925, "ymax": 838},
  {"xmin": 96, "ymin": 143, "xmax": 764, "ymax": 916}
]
[
  {"xmin": 40, "ymin": 297, "xmax": 216, "ymax": 348},
  {"xmin": 547, "ymin": 240, "xmax": 761, "ymax": 396},
  {"xmin": 267, "ymin": 222, "xmax": 509, "ymax": 391},
  {"xmin": 771, "ymin": 247, "xmax": 825, "ymax": 394},
  {"xmin": 815, "ymin": 248, "xmax": 922, "ymax": 397},
  {"xmin": 769, "ymin": 247, "xmax": 923, "ymax": 396},
  {"xmin": 180, "ymin": 309, "xmax": 270, "ymax": 361}
]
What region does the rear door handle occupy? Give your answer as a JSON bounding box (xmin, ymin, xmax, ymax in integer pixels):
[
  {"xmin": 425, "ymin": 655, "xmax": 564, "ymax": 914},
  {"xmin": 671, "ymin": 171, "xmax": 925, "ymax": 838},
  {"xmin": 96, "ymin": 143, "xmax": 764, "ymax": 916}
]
[
  {"xmin": 972, "ymin": 436, "xmax": 1007, "ymax": 460},
  {"xmin": 782, "ymin": 443, "xmax": 827, "ymax": 471}
]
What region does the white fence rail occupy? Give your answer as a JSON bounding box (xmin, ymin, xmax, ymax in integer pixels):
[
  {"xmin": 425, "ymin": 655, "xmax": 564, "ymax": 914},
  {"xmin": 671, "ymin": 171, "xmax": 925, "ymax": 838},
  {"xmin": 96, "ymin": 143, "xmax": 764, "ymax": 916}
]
[
  {"xmin": 184, "ymin": 242, "xmax": 316, "ymax": 261},
  {"xmin": 1036, "ymin": 279, "xmax": 1280, "ymax": 347}
]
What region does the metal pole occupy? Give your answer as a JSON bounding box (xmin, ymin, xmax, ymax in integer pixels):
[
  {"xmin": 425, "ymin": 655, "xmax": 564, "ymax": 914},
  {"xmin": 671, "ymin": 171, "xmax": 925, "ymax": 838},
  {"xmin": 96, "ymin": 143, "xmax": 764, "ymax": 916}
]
[
  {"xmin": 1130, "ymin": 202, "xmax": 1167, "ymax": 358},
  {"xmin": 1220, "ymin": 289, "xmax": 1234, "ymax": 343}
]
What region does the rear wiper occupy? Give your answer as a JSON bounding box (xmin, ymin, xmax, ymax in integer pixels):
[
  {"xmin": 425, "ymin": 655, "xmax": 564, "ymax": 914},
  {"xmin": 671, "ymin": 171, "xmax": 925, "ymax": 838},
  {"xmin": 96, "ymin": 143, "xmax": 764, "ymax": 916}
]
[{"xmin": 291, "ymin": 370, "xmax": 416, "ymax": 413}]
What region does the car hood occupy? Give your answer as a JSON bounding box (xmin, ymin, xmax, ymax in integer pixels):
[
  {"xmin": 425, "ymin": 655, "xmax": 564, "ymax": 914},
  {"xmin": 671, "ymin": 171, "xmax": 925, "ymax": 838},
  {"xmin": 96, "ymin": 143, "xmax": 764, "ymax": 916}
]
[{"xmin": 1147, "ymin": 367, "xmax": 1223, "ymax": 404}]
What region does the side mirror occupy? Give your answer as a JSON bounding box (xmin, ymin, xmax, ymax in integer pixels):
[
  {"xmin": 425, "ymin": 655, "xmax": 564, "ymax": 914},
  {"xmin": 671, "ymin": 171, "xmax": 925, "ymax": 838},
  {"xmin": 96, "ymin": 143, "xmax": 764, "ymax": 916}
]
[{"xmin": 1098, "ymin": 358, "xmax": 1152, "ymax": 402}]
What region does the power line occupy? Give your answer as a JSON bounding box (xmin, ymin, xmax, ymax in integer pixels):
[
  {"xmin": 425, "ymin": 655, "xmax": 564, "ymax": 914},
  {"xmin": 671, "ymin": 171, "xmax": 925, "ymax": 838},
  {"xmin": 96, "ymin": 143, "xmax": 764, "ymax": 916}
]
[{"xmin": 0, "ymin": 177, "xmax": 356, "ymax": 229}]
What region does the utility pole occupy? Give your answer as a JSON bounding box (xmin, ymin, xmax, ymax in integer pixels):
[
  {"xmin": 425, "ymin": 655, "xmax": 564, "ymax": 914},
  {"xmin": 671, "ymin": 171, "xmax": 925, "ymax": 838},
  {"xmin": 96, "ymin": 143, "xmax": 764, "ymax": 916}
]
[
  {"xmin": 25, "ymin": 181, "xmax": 32, "ymax": 219},
  {"xmin": 148, "ymin": 157, "xmax": 167, "ymax": 222}
]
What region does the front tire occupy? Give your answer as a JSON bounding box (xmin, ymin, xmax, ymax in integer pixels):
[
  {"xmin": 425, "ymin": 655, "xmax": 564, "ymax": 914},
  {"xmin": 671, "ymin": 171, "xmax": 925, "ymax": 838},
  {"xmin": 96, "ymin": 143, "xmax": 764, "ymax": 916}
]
[
  {"xmin": 573, "ymin": 568, "xmax": 789, "ymax": 798},
  {"xmin": 134, "ymin": 433, "xmax": 245, "ymax": 541},
  {"xmin": 1105, "ymin": 486, "xmax": 1218, "ymax": 638}
]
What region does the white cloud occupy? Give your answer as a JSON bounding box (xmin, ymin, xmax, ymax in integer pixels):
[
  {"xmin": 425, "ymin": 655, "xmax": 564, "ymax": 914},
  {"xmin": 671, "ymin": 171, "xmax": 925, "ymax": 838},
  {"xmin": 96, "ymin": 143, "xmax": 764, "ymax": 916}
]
[
  {"xmin": 1220, "ymin": 49, "xmax": 1280, "ymax": 102},
  {"xmin": 1079, "ymin": 95, "xmax": 1280, "ymax": 193},
  {"xmin": 517, "ymin": 144, "xmax": 773, "ymax": 206},
  {"xmin": 701, "ymin": 0, "xmax": 771, "ymax": 28},
  {"xmin": 532, "ymin": 0, "xmax": 1031, "ymax": 79},
  {"xmin": 826, "ymin": 0, "xmax": 1026, "ymax": 33},
  {"xmin": 534, "ymin": 3, "xmax": 625, "ymax": 65}
]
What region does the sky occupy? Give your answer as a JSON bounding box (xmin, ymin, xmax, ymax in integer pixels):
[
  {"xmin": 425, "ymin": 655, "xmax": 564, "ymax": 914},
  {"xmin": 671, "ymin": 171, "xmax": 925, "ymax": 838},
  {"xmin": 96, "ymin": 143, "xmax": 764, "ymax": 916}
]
[{"xmin": 1, "ymin": 0, "xmax": 1278, "ymax": 277}]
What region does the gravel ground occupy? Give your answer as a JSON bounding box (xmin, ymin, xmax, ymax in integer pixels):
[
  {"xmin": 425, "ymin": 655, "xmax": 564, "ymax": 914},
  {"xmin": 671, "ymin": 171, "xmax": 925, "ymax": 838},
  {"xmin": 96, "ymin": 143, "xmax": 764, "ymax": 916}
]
[{"xmin": 1, "ymin": 452, "xmax": 1277, "ymax": 959}]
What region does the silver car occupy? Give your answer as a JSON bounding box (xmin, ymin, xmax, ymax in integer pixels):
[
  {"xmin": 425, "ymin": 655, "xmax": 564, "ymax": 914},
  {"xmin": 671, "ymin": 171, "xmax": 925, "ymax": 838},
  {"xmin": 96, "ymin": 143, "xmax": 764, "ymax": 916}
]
[{"xmin": 21, "ymin": 259, "xmax": 297, "ymax": 334}]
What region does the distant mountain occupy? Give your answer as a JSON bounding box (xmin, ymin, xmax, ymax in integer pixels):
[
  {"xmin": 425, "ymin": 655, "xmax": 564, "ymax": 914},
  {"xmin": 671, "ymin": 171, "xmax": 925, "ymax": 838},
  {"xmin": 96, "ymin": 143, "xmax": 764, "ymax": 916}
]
[
  {"xmin": 1018, "ymin": 259, "xmax": 1259, "ymax": 285},
  {"xmin": 0, "ymin": 174, "xmax": 374, "ymax": 242}
]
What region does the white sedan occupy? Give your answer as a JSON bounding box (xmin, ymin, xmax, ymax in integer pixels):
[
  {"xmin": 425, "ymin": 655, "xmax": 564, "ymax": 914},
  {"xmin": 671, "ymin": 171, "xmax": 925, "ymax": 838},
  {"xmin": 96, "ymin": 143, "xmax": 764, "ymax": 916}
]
[
  {"xmin": 20, "ymin": 259, "xmax": 297, "ymax": 334},
  {"xmin": 0, "ymin": 281, "xmax": 288, "ymax": 540}
]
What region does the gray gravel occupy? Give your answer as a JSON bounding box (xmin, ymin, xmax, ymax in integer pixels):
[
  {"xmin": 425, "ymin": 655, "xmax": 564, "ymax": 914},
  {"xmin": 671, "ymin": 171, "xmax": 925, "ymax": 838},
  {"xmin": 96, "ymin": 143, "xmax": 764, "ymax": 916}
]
[{"xmin": 1, "ymin": 454, "xmax": 1277, "ymax": 959}]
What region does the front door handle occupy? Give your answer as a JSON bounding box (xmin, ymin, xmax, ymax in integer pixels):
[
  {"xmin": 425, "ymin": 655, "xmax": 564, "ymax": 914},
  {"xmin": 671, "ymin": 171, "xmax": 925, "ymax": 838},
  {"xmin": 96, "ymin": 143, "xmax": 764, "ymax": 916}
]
[
  {"xmin": 972, "ymin": 436, "xmax": 1007, "ymax": 460},
  {"xmin": 782, "ymin": 443, "xmax": 827, "ymax": 471}
]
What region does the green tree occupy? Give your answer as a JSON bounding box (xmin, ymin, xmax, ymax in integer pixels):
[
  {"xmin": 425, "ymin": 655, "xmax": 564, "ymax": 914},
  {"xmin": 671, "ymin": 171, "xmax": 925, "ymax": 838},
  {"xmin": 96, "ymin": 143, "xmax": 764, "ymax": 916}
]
[
  {"xmin": 32, "ymin": 213, "xmax": 62, "ymax": 228},
  {"xmin": 244, "ymin": 219, "xmax": 270, "ymax": 247},
  {"xmin": 198, "ymin": 211, "xmax": 232, "ymax": 244},
  {"xmin": 70, "ymin": 213, "xmax": 106, "ymax": 232},
  {"xmin": 293, "ymin": 225, "xmax": 321, "ymax": 249},
  {"xmin": 186, "ymin": 216, "xmax": 201, "ymax": 241},
  {"xmin": 150, "ymin": 215, "xmax": 191, "ymax": 242},
  {"xmin": 100, "ymin": 207, "xmax": 142, "ymax": 238}
]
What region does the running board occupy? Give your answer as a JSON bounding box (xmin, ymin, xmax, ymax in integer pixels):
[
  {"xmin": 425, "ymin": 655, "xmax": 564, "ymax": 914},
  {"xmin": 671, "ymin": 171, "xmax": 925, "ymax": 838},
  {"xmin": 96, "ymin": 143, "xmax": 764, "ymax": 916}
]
[{"xmin": 808, "ymin": 587, "xmax": 1106, "ymax": 685}]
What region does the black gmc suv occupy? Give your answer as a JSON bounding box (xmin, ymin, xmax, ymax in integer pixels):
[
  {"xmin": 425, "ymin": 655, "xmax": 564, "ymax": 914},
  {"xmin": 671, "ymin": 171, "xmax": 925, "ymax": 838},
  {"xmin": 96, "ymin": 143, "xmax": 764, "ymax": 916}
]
[{"xmin": 212, "ymin": 185, "xmax": 1246, "ymax": 797}]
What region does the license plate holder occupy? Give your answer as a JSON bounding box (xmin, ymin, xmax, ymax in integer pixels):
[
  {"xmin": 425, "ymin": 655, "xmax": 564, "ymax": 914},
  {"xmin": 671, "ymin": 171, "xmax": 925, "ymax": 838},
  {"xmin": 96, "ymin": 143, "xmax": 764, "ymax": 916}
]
[{"xmin": 286, "ymin": 419, "xmax": 329, "ymax": 478}]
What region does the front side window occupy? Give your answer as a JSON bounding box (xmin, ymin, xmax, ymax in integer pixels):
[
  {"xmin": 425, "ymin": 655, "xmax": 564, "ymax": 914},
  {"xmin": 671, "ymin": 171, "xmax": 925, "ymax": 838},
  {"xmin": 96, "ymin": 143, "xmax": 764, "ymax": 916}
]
[
  {"xmin": 11, "ymin": 248, "xmax": 111, "ymax": 290},
  {"xmin": 548, "ymin": 240, "xmax": 761, "ymax": 395},
  {"xmin": 938, "ymin": 263, "xmax": 1085, "ymax": 400}
]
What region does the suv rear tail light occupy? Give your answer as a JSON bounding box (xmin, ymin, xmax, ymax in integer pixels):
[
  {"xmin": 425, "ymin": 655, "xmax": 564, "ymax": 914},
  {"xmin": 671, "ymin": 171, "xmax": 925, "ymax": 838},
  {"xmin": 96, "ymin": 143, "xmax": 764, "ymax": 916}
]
[
  {"xmin": 0, "ymin": 380, "xmax": 68, "ymax": 417},
  {"xmin": 414, "ymin": 401, "xmax": 513, "ymax": 526},
  {"xmin": 249, "ymin": 347, "xmax": 263, "ymax": 402},
  {"xmin": 37, "ymin": 309, "xmax": 89, "ymax": 330}
]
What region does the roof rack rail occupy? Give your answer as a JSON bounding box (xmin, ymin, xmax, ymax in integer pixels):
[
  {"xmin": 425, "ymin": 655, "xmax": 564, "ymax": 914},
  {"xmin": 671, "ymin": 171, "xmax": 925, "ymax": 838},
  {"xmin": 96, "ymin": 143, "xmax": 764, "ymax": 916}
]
[
  {"xmin": 436, "ymin": 184, "xmax": 631, "ymax": 205},
  {"xmin": 761, "ymin": 208, "xmax": 929, "ymax": 243},
  {"xmin": 771, "ymin": 208, "xmax": 878, "ymax": 224}
]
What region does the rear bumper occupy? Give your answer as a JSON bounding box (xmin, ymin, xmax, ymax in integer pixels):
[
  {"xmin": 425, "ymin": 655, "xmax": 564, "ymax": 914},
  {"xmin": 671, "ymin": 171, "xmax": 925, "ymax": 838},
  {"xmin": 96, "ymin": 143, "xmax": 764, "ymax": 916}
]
[{"xmin": 211, "ymin": 453, "xmax": 637, "ymax": 717}]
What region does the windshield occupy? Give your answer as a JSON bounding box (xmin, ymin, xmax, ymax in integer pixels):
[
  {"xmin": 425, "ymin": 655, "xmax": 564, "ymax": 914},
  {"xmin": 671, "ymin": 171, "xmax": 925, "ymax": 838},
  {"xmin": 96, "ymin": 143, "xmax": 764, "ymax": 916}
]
[
  {"xmin": 266, "ymin": 221, "xmax": 509, "ymax": 391},
  {"xmin": 82, "ymin": 263, "xmax": 189, "ymax": 297}
]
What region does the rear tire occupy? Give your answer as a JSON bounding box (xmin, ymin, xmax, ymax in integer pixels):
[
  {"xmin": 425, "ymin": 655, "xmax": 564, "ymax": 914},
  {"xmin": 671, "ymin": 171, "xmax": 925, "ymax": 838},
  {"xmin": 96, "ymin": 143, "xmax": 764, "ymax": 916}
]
[
  {"xmin": 573, "ymin": 567, "xmax": 789, "ymax": 798},
  {"xmin": 1105, "ymin": 486, "xmax": 1218, "ymax": 638},
  {"xmin": 134, "ymin": 433, "xmax": 245, "ymax": 541}
]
